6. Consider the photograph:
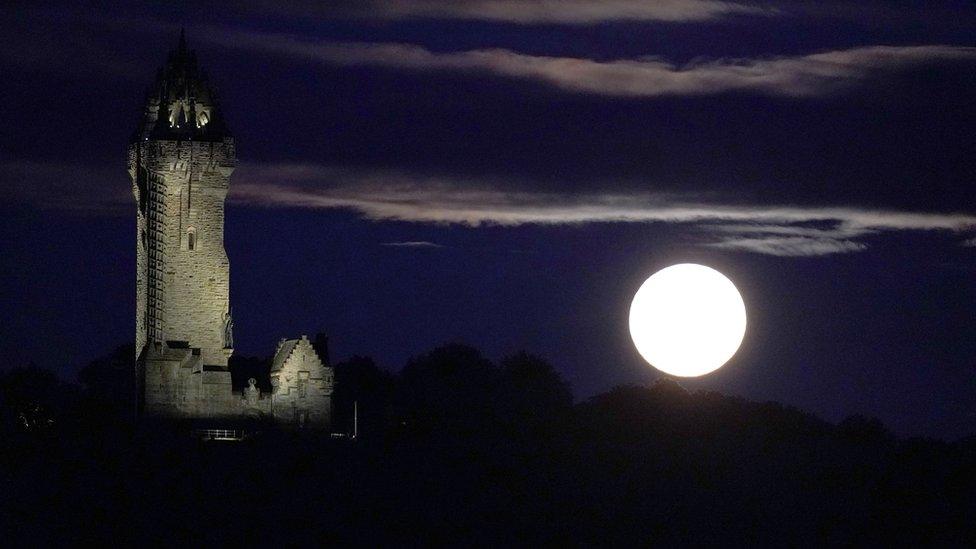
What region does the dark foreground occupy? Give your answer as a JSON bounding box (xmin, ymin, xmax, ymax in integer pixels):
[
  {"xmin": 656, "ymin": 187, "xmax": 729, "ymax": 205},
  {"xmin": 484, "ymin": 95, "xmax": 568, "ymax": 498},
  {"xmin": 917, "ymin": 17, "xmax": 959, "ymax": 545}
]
[{"xmin": 2, "ymin": 345, "xmax": 975, "ymax": 546}]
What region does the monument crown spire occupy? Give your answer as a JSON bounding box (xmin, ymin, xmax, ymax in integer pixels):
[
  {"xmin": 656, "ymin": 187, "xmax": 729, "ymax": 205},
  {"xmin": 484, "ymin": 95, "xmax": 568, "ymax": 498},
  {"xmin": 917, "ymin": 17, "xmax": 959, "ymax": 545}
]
[{"xmin": 132, "ymin": 30, "xmax": 229, "ymax": 143}]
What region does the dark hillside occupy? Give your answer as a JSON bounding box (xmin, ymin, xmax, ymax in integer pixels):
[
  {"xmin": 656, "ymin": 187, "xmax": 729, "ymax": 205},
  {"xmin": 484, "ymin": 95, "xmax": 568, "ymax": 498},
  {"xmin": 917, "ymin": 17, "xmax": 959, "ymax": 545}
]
[{"xmin": 1, "ymin": 345, "xmax": 974, "ymax": 546}]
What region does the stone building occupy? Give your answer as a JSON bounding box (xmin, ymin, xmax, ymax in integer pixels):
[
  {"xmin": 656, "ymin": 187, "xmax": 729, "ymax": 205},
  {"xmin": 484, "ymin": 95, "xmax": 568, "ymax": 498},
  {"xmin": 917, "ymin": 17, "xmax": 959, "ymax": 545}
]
[
  {"xmin": 269, "ymin": 335, "xmax": 336, "ymax": 428},
  {"xmin": 132, "ymin": 32, "xmax": 333, "ymax": 429}
]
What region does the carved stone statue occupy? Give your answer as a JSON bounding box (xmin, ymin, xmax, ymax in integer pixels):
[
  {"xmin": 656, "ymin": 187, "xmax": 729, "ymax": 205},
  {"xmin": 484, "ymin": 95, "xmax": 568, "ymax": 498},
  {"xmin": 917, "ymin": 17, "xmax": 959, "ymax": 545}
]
[
  {"xmin": 245, "ymin": 377, "xmax": 259, "ymax": 406},
  {"xmin": 223, "ymin": 310, "xmax": 234, "ymax": 349}
]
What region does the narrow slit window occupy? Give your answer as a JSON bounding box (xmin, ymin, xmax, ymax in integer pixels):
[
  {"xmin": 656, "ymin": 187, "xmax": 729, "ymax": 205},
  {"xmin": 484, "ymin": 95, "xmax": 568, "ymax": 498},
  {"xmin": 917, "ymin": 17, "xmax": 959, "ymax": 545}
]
[{"xmin": 187, "ymin": 228, "xmax": 196, "ymax": 251}]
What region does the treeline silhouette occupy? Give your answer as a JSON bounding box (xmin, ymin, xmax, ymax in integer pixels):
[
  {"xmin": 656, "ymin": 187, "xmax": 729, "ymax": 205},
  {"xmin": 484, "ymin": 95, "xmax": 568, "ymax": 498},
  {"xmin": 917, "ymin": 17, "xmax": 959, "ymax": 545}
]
[{"xmin": 1, "ymin": 343, "xmax": 974, "ymax": 545}]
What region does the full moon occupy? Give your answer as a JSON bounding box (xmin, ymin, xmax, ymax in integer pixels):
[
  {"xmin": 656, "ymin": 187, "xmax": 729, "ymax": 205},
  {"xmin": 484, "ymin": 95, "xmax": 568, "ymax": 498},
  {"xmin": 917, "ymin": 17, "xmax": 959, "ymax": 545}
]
[{"xmin": 629, "ymin": 263, "xmax": 746, "ymax": 377}]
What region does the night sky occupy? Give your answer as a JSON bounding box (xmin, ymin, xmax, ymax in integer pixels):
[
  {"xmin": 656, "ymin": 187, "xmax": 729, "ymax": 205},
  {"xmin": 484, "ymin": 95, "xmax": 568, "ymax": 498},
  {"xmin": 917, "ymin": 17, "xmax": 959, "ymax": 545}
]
[{"xmin": 2, "ymin": 1, "xmax": 975, "ymax": 438}]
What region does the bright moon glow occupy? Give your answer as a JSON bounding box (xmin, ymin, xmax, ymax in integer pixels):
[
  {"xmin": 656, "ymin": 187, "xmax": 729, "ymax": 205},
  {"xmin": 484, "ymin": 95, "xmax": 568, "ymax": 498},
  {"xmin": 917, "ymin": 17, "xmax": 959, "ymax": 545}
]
[{"xmin": 629, "ymin": 263, "xmax": 746, "ymax": 377}]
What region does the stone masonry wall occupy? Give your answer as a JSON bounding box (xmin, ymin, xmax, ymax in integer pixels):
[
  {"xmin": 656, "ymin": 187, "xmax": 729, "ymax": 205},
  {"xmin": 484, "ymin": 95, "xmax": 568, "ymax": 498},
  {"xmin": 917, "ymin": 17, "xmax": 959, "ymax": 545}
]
[
  {"xmin": 142, "ymin": 345, "xmax": 238, "ymax": 419},
  {"xmin": 129, "ymin": 138, "xmax": 236, "ymax": 367}
]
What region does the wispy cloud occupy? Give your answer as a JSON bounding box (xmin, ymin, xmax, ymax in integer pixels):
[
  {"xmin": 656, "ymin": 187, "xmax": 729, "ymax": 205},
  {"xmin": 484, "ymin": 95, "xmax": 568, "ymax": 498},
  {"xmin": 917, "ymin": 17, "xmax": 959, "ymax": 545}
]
[
  {"xmin": 201, "ymin": 29, "xmax": 976, "ymax": 97},
  {"xmin": 707, "ymin": 236, "xmax": 867, "ymax": 257},
  {"xmin": 700, "ymin": 223, "xmax": 871, "ymax": 256},
  {"xmin": 315, "ymin": 0, "xmax": 773, "ymax": 24},
  {"xmin": 229, "ymin": 162, "xmax": 976, "ymax": 256},
  {"xmin": 7, "ymin": 158, "xmax": 975, "ymax": 257},
  {"xmin": 381, "ymin": 241, "xmax": 446, "ymax": 248}
]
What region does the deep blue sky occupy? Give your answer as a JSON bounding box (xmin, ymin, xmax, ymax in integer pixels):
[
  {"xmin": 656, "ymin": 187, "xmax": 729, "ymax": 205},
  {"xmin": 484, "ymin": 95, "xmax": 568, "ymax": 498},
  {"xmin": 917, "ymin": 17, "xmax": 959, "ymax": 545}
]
[{"xmin": 2, "ymin": 1, "xmax": 976, "ymax": 438}]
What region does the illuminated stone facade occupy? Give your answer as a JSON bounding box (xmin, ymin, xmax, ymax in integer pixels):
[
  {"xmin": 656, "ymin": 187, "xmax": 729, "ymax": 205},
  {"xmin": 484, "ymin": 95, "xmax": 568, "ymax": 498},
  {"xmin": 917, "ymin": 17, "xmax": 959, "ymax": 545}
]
[
  {"xmin": 270, "ymin": 336, "xmax": 336, "ymax": 428},
  {"xmin": 132, "ymin": 33, "xmax": 333, "ymax": 428}
]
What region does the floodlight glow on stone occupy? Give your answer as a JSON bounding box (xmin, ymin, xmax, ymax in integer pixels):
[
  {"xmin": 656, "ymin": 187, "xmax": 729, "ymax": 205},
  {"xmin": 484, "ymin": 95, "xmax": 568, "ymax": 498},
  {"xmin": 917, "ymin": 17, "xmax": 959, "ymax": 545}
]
[{"xmin": 629, "ymin": 263, "xmax": 746, "ymax": 377}]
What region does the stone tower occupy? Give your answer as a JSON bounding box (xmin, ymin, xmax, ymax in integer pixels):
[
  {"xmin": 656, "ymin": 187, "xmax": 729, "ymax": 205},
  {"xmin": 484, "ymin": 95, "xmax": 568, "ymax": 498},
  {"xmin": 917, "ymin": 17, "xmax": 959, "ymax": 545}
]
[{"xmin": 130, "ymin": 31, "xmax": 238, "ymax": 419}]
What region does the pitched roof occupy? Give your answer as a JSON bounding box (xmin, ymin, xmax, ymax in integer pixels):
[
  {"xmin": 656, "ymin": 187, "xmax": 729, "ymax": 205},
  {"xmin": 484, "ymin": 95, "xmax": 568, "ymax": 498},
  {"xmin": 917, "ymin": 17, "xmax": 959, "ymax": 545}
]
[{"xmin": 271, "ymin": 339, "xmax": 299, "ymax": 373}]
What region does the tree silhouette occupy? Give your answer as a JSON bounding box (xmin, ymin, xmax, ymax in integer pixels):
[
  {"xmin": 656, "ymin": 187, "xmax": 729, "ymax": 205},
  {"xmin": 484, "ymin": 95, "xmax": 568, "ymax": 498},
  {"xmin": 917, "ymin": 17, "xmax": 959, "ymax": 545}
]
[
  {"xmin": 496, "ymin": 351, "xmax": 572, "ymax": 428},
  {"xmin": 332, "ymin": 355, "xmax": 395, "ymax": 437},
  {"xmin": 78, "ymin": 344, "xmax": 135, "ymax": 421},
  {"xmin": 4, "ymin": 342, "xmax": 976, "ymax": 546},
  {"xmin": 398, "ymin": 343, "xmax": 498, "ymax": 434},
  {"xmin": 0, "ymin": 364, "xmax": 78, "ymax": 434}
]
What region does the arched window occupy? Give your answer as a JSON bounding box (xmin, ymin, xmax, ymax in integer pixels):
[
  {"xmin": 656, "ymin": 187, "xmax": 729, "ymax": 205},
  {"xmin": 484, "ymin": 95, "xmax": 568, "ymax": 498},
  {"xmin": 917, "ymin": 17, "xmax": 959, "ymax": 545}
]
[{"xmin": 187, "ymin": 228, "xmax": 197, "ymax": 251}]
